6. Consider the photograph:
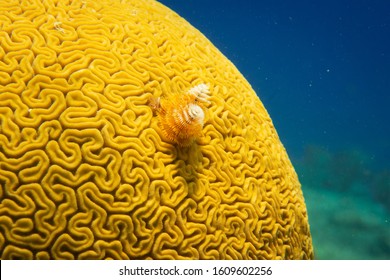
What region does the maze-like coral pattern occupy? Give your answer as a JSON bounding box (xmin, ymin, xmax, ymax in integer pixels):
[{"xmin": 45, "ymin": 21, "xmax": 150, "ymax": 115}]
[{"xmin": 0, "ymin": 0, "xmax": 313, "ymax": 259}]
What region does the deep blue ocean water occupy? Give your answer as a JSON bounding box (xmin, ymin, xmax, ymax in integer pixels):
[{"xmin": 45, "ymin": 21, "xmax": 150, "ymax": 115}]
[{"xmin": 159, "ymin": 0, "xmax": 390, "ymax": 259}]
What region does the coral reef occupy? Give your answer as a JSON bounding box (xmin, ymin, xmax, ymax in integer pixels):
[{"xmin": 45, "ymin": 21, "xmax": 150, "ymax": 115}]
[
  {"xmin": 303, "ymin": 186, "xmax": 390, "ymax": 259},
  {"xmin": 298, "ymin": 145, "xmax": 390, "ymax": 211},
  {"xmin": 0, "ymin": 0, "xmax": 312, "ymax": 259},
  {"xmin": 296, "ymin": 145, "xmax": 390, "ymax": 259}
]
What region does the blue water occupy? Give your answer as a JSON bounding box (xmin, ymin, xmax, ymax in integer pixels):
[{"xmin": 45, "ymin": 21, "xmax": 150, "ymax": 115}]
[{"xmin": 159, "ymin": 0, "xmax": 390, "ymax": 259}]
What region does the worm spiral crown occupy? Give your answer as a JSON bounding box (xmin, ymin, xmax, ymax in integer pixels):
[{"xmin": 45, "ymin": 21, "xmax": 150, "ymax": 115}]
[{"xmin": 152, "ymin": 84, "xmax": 210, "ymax": 147}]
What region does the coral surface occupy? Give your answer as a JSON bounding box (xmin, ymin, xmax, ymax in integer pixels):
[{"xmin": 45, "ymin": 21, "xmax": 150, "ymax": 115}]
[{"xmin": 0, "ymin": 0, "xmax": 313, "ymax": 259}]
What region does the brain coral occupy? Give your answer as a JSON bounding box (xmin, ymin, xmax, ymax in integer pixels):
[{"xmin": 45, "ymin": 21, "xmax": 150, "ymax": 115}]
[{"xmin": 0, "ymin": 0, "xmax": 313, "ymax": 259}]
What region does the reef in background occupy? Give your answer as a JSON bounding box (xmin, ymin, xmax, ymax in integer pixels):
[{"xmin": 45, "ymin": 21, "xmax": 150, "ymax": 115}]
[{"xmin": 294, "ymin": 145, "xmax": 390, "ymax": 259}]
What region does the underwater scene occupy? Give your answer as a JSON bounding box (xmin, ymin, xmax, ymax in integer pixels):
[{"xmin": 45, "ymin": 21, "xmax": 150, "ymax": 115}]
[
  {"xmin": 160, "ymin": 0, "xmax": 390, "ymax": 260},
  {"xmin": 0, "ymin": 0, "xmax": 388, "ymax": 260}
]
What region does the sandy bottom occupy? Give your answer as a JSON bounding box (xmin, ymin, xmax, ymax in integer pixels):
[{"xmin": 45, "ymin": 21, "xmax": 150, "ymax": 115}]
[{"xmin": 303, "ymin": 186, "xmax": 390, "ymax": 259}]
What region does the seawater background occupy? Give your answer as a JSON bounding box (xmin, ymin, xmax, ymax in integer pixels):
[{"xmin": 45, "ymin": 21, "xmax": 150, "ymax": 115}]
[{"xmin": 159, "ymin": 0, "xmax": 390, "ymax": 259}]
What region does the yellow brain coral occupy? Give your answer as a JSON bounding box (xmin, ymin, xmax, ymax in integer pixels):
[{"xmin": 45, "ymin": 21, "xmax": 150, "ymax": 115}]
[{"xmin": 0, "ymin": 0, "xmax": 313, "ymax": 259}]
